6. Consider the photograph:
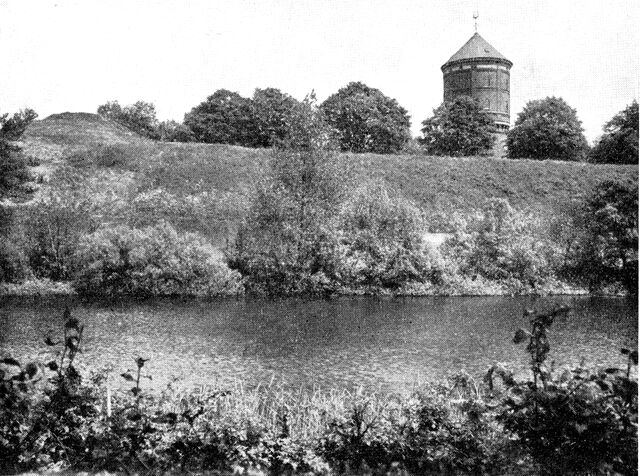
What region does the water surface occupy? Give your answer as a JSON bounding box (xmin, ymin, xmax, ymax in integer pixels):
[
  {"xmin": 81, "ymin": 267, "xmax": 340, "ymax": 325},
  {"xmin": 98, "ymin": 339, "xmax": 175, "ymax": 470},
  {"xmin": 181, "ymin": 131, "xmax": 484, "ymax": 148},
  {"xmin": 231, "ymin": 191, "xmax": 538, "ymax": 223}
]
[{"xmin": 1, "ymin": 296, "xmax": 636, "ymax": 393}]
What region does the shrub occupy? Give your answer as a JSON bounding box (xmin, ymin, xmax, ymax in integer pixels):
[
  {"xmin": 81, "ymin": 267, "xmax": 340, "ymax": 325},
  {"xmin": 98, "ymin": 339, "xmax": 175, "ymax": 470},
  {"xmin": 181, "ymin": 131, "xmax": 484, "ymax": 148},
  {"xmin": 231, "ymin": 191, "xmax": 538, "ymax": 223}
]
[
  {"xmin": 565, "ymin": 181, "xmax": 638, "ymax": 294},
  {"xmin": 94, "ymin": 144, "xmax": 134, "ymax": 168},
  {"xmin": 0, "ymin": 204, "xmax": 29, "ymax": 283},
  {"xmin": 66, "ymin": 143, "xmax": 137, "ymax": 170},
  {"xmin": 74, "ymin": 221, "xmax": 243, "ymax": 297},
  {"xmin": 0, "ymin": 108, "xmax": 37, "ymax": 201},
  {"xmin": 0, "ymin": 240, "xmax": 28, "ymax": 283},
  {"xmin": 97, "ymin": 100, "xmax": 160, "ymax": 139},
  {"xmin": 442, "ymin": 199, "xmax": 561, "ymax": 292},
  {"xmin": 23, "ymin": 181, "xmax": 98, "ymax": 281},
  {"xmin": 336, "ymin": 183, "xmax": 444, "ymax": 290},
  {"xmin": 157, "ymin": 120, "xmax": 195, "ymax": 142},
  {"xmin": 496, "ymin": 307, "xmax": 638, "ymax": 475}
]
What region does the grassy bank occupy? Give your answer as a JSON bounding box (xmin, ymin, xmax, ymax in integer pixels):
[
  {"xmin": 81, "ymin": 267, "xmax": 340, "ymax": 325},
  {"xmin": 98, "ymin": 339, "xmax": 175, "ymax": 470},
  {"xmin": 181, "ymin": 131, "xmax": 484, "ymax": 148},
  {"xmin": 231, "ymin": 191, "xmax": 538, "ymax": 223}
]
[{"xmin": 22, "ymin": 113, "xmax": 638, "ymax": 238}]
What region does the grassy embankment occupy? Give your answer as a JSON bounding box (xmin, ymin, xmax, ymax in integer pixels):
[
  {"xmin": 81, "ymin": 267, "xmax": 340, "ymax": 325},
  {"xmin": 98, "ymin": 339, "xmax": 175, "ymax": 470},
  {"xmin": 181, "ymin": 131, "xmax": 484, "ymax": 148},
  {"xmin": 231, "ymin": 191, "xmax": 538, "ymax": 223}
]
[
  {"xmin": 2, "ymin": 112, "xmax": 636, "ymax": 296},
  {"xmin": 23, "ymin": 112, "xmax": 637, "ymax": 239}
]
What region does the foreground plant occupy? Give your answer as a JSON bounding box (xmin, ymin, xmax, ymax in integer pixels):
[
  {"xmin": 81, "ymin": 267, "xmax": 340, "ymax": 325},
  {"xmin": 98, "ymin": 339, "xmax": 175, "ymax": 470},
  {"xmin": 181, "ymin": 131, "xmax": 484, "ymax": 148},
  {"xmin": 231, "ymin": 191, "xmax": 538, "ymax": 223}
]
[{"xmin": 497, "ymin": 306, "xmax": 638, "ymax": 475}]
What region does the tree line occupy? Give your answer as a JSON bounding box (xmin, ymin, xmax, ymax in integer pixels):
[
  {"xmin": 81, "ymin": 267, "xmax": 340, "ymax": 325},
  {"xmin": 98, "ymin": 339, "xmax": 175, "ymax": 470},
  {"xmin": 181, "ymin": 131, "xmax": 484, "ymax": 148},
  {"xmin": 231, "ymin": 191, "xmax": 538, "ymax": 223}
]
[{"xmin": 96, "ymin": 84, "xmax": 638, "ymax": 164}]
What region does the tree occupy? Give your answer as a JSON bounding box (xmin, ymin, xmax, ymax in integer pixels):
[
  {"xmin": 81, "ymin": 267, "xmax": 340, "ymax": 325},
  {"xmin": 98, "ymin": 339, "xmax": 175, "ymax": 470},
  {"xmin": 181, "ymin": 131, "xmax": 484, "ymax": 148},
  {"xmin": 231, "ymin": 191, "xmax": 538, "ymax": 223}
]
[
  {"xmin": 507, "ymin": 96, "xmax": 589, "ymax": 161},
  {"xmin": 419, "ymin": 96, "xmax": 495, "ymax": 156},
  {"xmin": 0, "ymin": 108, "xmax": 37, "ymax": 283},
  {"xmin": 320, "ymin": 82, "xmax": 411, "ymax": 154},
  {"xmin": 252, "ymin": 87, "xmax": 299, "ymax": 147},
  {"xmin": 0, "ymin": 108, "xmax": 37, "ymax": 200},
  {"xmin": 228, "ymin": 94, "xmax": 348, "ymax": 294},
  {"xmin": 566, "ymin": 181, "xmax": 638, "ymax": 294},
  {"xmin": 183, "ymin": 89, "xmax": 258, "ymax": 146},
  {"xmin": 589, "ymin": 100, "xmax": 638, "ymax": 164},
  {"xmin": 97, "ymin": 100, "xmax": 160, "ymax": 139}
]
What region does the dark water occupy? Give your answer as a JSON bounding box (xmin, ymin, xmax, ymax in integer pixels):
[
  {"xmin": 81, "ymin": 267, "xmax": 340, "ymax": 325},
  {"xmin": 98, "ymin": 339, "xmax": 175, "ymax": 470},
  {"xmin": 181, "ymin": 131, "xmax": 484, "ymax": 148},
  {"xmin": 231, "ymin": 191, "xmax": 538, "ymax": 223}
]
[{"xmin": 0, "ymin": 296, "xmax": 637, "ymax": 393}]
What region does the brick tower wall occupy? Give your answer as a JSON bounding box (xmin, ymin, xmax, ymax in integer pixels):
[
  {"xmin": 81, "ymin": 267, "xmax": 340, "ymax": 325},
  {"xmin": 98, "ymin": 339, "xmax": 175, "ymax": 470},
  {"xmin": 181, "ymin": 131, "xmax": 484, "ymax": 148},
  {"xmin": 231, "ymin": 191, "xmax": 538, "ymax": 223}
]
[{"xmin": 442, "ymin": 60, "xmax": 511, "ymax": 133}]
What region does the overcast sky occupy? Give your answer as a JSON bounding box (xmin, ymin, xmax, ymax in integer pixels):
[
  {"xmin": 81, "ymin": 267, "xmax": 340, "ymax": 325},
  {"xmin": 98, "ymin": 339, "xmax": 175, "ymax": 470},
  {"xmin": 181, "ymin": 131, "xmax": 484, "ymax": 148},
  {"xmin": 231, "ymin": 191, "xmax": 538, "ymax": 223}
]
[{"xmin": 0, "ymin": 0, "xmax": 638, "ymax": 142}]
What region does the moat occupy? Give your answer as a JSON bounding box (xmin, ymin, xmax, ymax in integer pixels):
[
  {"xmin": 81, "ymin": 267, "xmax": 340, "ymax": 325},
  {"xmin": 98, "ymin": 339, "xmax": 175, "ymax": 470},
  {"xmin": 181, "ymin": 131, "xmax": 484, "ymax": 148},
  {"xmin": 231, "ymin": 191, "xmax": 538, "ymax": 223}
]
[{"xmin": 1, "ymin": 296, "xmax": 637, "ymax": 393}]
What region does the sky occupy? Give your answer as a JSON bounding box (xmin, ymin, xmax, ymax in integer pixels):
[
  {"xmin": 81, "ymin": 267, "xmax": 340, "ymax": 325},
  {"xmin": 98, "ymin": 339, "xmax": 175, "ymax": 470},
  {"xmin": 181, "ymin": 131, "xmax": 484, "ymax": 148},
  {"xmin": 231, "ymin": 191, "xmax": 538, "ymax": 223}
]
[{"xmin": 0, "ymin": 0, "xmax": 638, "ymax": 143}]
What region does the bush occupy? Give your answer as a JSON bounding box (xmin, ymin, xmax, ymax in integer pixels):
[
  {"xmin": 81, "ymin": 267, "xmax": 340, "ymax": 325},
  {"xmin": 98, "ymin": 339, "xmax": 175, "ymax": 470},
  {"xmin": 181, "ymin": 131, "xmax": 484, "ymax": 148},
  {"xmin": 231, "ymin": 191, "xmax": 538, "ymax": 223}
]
[
  {"xmin": 67, "ymin": 144, "xmax": 137, "ymax": 169},
  {"xmin": 442, "ymin": 199, "xmax": 561, "ymax": 293},
  {"xmin": 564, "ymin": 181, "xmax": 638, "ymax": 294},
  {"xmin": 157, "ymin": 120, "xmax": 195, "ymax": 142},
  {"xmin": 23, "ymin": 180, "xmax": 98, "ymax": 281},
  {"xmin": 320, "ymin": 389, "xmax": 501, "ymax": 474},
  {"xmin": 74, "ymin": 221, "xmax": 243, "ymax": 297},
  {"xmin": 0, "ymin": 240, "xmax": 28, "ymax": 283},
  {"xmin": 0, "ymin": 108, "xmax": 37, "ymax": 201},
  {"xmin": 336, "ymin": 183, "xmax": 444, "ymax": 290},
  {"xmin": 97, "ymin": 100, "xmax": 160, "ymax": 139},
  {"xmin": 497, "ymin": 307, "xmax": 638, "ymax": 475}
]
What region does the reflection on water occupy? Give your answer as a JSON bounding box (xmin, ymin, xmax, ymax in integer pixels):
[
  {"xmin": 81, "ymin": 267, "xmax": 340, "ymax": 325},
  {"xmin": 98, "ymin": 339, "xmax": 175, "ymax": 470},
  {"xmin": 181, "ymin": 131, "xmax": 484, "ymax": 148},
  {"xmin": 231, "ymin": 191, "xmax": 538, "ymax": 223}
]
[{"xmin": 0, "ymin": 296, "xmax": 637, "ymax": 393}]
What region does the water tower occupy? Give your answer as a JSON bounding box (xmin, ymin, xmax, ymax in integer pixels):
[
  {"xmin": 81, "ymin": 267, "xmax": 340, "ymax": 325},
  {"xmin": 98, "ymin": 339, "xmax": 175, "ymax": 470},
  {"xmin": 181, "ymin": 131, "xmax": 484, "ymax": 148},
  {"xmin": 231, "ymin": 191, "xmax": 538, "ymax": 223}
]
[{"xmin": 441, "ymin": 23, "xmax": 512, "ymax": 144}]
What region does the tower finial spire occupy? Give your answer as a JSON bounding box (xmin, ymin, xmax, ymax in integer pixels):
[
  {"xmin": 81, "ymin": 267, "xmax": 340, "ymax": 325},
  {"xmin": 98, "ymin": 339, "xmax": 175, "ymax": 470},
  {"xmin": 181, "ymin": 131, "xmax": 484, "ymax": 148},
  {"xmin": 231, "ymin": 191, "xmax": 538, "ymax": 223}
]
[{"xmin": 473, "ymin": 10, "xmax": 479, "ymax": 32}]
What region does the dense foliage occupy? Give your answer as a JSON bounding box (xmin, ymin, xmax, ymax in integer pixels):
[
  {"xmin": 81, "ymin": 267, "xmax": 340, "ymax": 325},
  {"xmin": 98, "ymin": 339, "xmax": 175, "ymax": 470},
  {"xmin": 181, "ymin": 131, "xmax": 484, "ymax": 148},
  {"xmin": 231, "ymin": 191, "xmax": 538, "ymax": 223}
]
[
  {"xmin": 497, "ymin": 307, "xmax": 638, "ymax": 475},
  {"xmin": 74, "ymin": 221, "xmax": 243, "ymax": 297},
  {"xmin": 321, "ymin": 82, "xmax": 411, "ymax": 154},
  {"xmin": 157, "ymin": 119, "xmax": 196, "ymax": 143},
  {"xmin": 252, "ymin": 87, "xmax": 300, "ymax": 147},
  {"xmin": 0, "ymin": 108, "xmax": 37, "ymax": 200},
  {"xmin": 24, "ymin": 182, "xmax": 99, "ymax": 281},
  {"xmin": 0, "ymin": 108, "xmax": 37, "ymax": 283},
  {"xmin": 564, "ymin": 180, "xmax": 638, "ymax": 294},
  {"xmin": 97, "ymin": 100, "xmax": 161, "ymax": 140},
  {"xmin": 336, "ymin": 183, "xmax": 443, "ymax": 290},
  {"xmin": 228, "ymin": 96, "xmax": 346, "ymax": 295},
  {"xmin": 442, "ymin": 199, "xmax": 561, "ymax": 293},
  {"xmin": 589, "ymin": 100, "xmax": 639, "ymax": 164},
  {"xmin": 228, "ymin": 96, "xmax": 443, "ymax": 295},
  {"xmin": 183, "ymin": 89, "xmax": 259, "ymax": 146},
  {"xmin": 419, "ymin": 96, "xmax": 495, "ymax": 156},
  {"xmin": 507, "ymin": 96, "xmax": 589, "ymax": 161}
]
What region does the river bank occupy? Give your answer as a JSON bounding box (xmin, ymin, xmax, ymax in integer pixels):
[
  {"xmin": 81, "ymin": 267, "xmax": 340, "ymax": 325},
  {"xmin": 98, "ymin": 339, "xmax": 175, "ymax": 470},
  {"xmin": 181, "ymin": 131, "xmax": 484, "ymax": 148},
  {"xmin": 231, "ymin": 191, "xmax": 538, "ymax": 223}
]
[{"xmin": 0, "ymin": 276, "xmax": 592, "ymax": 298}]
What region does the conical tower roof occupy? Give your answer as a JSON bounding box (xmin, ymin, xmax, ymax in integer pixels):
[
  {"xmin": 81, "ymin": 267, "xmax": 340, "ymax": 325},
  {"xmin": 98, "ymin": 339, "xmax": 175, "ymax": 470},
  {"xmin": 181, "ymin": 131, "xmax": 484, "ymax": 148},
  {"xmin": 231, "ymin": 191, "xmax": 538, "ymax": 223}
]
[{"xmin": 442, "ymin": 32, "xmax": 511, "ymax": 68}]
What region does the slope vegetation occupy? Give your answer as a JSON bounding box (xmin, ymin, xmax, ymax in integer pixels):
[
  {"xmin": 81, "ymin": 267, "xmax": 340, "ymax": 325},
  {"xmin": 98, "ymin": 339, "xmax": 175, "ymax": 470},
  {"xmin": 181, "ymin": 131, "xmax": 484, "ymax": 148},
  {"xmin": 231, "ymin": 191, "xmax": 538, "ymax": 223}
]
[{"xmin": 22, "ymin": 112, "xmax": 638, "ymax": 238}]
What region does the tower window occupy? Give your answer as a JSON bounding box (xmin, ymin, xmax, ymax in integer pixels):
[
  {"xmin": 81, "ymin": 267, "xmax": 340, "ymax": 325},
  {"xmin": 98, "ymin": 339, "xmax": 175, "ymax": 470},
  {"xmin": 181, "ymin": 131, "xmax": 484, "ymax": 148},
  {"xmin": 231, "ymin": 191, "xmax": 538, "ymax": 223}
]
[{"xmin": 484, "ymin": 98, "xmax": 490, "ymax": 110}]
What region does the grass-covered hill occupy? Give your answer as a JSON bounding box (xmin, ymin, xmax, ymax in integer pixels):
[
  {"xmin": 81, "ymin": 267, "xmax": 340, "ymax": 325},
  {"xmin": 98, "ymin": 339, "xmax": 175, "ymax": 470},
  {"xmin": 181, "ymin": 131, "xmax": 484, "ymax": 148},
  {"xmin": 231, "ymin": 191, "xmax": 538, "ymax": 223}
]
[{"xmin": 22, "ymin": 112, "xmax": 638, "ymax": 240}]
